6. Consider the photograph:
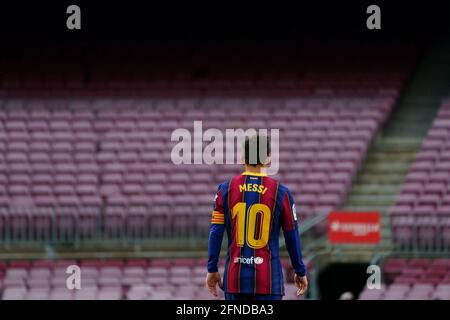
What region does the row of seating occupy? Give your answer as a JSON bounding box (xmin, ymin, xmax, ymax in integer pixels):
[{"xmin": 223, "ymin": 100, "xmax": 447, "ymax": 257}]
[
  {"xmin": 0, "ymin": 258, "xmax": 305, "ymax": 300},
  {"xmin": 358, "ymin": 258, "xmax": 450, "ymax": 300},
  {"xmin": 0, "ymin": 95, "xmax": 397, "ymax": 240},
  {"xmin": 391, "ymin": 100, "xmax": 450, "ymax": 249}
]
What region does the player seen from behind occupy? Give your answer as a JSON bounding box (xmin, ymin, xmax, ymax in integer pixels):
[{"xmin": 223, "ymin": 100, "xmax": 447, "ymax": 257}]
[{"xmin": 206, "ymin": 134, "xmax": 308, "ymax": 300}]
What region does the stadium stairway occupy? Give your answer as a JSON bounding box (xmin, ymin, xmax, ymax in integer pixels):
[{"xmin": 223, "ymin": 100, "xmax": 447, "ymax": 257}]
[{"xmin": 340, "ymin": 38, "xmax": 450, "ymax": 255}]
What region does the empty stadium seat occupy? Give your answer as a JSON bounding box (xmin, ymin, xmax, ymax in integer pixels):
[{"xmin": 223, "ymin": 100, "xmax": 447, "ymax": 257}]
[
  {"xmin": 359, "ymin": 258, "xmax": 450, "ymax": 300},
  {"xmin": 391, "ymin": 100, "xmax": 450, "ymax": 250},
  {"xmin": 0, "ymin": 95, "xmax": 397, "ymax": 240},
  {"xmin": 0, "ymin": 258, "xmax": 307, "ymax": 300}
]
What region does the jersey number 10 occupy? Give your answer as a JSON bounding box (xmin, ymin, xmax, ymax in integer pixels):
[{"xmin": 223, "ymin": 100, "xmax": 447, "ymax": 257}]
[{"xmin": 231, "ymin": 202, "xmax": 271, "ymax": 249}]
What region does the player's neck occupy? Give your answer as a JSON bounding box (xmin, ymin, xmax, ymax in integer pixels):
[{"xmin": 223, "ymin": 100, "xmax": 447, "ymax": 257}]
[{"xmin": 243, "ymin": 165, "xmax": 264, "ymax": 174}]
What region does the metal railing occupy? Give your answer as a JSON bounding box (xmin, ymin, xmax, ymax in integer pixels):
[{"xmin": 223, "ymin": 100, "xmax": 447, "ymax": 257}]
[
  {"xmin": 3, "ymin": 206, "xmax": 449, "ymax": 255},
  {"xmin": 0, "ymin": 206, "xmax": 213, "ymax": 247},
  {"xmin": 391, "ymin": 214, "xmax": 450, "ymax": 254},
  {"xmin": 0, "ymin": 206, "xmax": 330, "ymax": 248}
]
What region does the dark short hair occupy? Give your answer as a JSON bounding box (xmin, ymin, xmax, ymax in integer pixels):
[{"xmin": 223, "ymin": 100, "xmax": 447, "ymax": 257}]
[{"xmin": 244, "ymin": 135, "xmax": 270, "ymax": 166}]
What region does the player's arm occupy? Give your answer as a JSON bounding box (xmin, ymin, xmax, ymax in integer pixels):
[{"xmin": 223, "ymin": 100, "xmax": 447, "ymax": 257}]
[
  {"xmin": 280, "ymin": 188, "xmax": 308, "ymax": 296},
  {"xmin": 206, "ymin": 187, "xmax": 225, "ymax": 296}
]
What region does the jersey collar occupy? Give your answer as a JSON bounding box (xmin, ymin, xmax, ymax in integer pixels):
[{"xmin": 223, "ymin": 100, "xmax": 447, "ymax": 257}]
[{"xmin": 242, "ymin": 171, "xmax": 267, "ymax": 177}]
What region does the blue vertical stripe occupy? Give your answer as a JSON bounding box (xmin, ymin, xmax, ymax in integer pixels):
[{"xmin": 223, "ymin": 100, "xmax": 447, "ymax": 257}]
[{"xmin": 239, "ymin": 175, "xmax": 261, "ymax": 294}]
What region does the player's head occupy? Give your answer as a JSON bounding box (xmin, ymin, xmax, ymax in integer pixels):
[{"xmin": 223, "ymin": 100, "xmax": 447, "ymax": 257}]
[{"xmin": 243, "ymin": 134, "xmax": 271, "ymax": 167}]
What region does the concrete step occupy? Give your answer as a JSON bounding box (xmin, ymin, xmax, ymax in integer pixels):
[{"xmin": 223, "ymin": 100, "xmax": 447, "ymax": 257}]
[
  {"xmin": 341, "ymin": 205, "xmax": 389, "ymax": 213},
  {"xmin": 385, "ymin": 120, "xmax": 435, "ymax": 129},
  {"xmin": 339, "ymin": 40, "xmax": 450, "ymax": 259},
  {"xmin": 369, "ymin": 145, "xmax": 420, "ymax": 154},
  {"xmin": 383, "ymin": 127, "xmax": 431, "ymax": 137},
  {"xmin": 372, "ymin": 138, "xmax": 423, "ymax": 150},
  {"xmin": 366, "ymin": 152, "xmax": 417, "ymax": 162},
  {"xmin": 347, "ymin": 184, "xmax": 400, "ymax": 196},
  {"xmin": 399, "ymin": 97, "xmax": 444, "ymax": 103},
  {"xmin": 361, "ymin": 162, "xmax": 411, "ymax": 174},
  {"xmin": 356, "ymin": 173, "xmax": 406, "ymax": 184},
  {"xmin": 389, "ymin": 112, "xmax": 438, "ymax": 121},
  {"xmin": 345, "ymin": 195, "xmax": 395, "ymax": 207}
]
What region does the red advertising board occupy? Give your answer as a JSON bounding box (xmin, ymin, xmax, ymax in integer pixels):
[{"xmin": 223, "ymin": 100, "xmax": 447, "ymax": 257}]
[{"xmin": 327, "ymin": 211, "xmax": 380, "ymax": 244}]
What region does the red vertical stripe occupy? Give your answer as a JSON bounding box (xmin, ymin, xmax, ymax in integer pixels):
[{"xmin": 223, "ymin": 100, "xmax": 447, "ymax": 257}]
[
  {"xmin": 215, "ymin": 190, "xmax": 224, "ymax": 214},
  {"xmin": 254, "ymin": 177, "xmax": 279, "ymax": 294}
]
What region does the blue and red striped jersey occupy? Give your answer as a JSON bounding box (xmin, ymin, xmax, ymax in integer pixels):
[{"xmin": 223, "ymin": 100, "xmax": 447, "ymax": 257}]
[{"xmin": 207, "ymin": 171, "xmax": 306, "ymax": 295}]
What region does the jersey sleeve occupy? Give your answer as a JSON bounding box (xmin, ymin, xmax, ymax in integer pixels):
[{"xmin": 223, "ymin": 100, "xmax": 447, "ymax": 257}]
[
  {"xmin": 207, "ymin": 185, "xmax": 226, "ymax": 273},
  {"xmin": 211, "ymin": 187, "xmax": 225, "ymax": 225},
  {"xmin": 280, "ymin": 188, "xmax": 307, "ymax": 277},
  {"xmin": 280, "ymin": 187, "xmax": 299, "ymax": 232}
]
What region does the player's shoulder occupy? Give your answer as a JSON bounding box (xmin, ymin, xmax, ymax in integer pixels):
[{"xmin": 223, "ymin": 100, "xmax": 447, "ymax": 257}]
[
  {"xmin": 261, "ymin": 174, "xmax": 283, "ymax": 188},
  {"xmin": 261, "ymin": 175, "xmax": 292, "ymax": 196},
  {"xmin": 278, "ymin": 182, "xmax": 291, "ymax": 194},
  {"xmin": 270, "ymin": 178, "xmax": 292, "ymax": 196},
  {"xmin": 216, "ymin": 179, "xmax": 231, "ymax": 192}
]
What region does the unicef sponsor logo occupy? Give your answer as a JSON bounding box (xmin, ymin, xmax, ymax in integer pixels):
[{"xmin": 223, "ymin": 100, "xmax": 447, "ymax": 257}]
[{"xmin": 234, "ymin": 256, "xmax": 264, "ymax": 265}]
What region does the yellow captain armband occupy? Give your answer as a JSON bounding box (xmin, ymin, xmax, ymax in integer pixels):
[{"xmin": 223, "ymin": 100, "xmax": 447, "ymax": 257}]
[{"xmin": 211, "ymin": 210, "xmax": 224, "ymax": 224}]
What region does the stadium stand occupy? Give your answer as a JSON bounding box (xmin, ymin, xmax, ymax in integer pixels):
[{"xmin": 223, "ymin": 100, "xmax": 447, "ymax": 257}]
[
  {"xmin": 0, "ymin": 40, "xmax": 419, "ymax": 239},
  {"xmin": 358, "ymin": 258, "xmax": 450, "ymax": 300},
  {"xmin": 0, "ymin": 39, "xmax": 430, "ymax": 300},
  {"xmin": 0, "ymin": 258, "xmax": 308, "ymax": 300},
  {"xmin": 0, "ymin": 96, "xmax": 399, "ymax": 242},
  {"xmin": 390, "ymin": 100, "xmax": 450, "ymax": 251}
]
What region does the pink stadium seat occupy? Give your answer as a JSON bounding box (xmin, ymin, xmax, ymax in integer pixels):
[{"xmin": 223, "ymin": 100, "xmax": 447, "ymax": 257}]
[
  {"xmin": 0, "ymin": 71, "xmax": 402, "ymax": 245},
  {"xmin": 24, "ymin": 288, "xmax": 50, "ymax": 300},
  {"xmin": 97, "ymin": 288, "xmax": 122, "ymax": 300},
  {"xmin": 400, "ymin": 182, "xmax": 423, "ymax": 195},
  {"xmin": 391, "ymin": 102, "xmax": 450, "ymax": 249},
  {"xmin": 2, "ymin": 287, "xmax": 27, "ymax": 300},
  {"xmin": 360, "ymin": 257, "xmax": 450, "ymax": 300},
  {"xmin": 395, "ymin": 194, "xmax": 416, "ymax": 206}
]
